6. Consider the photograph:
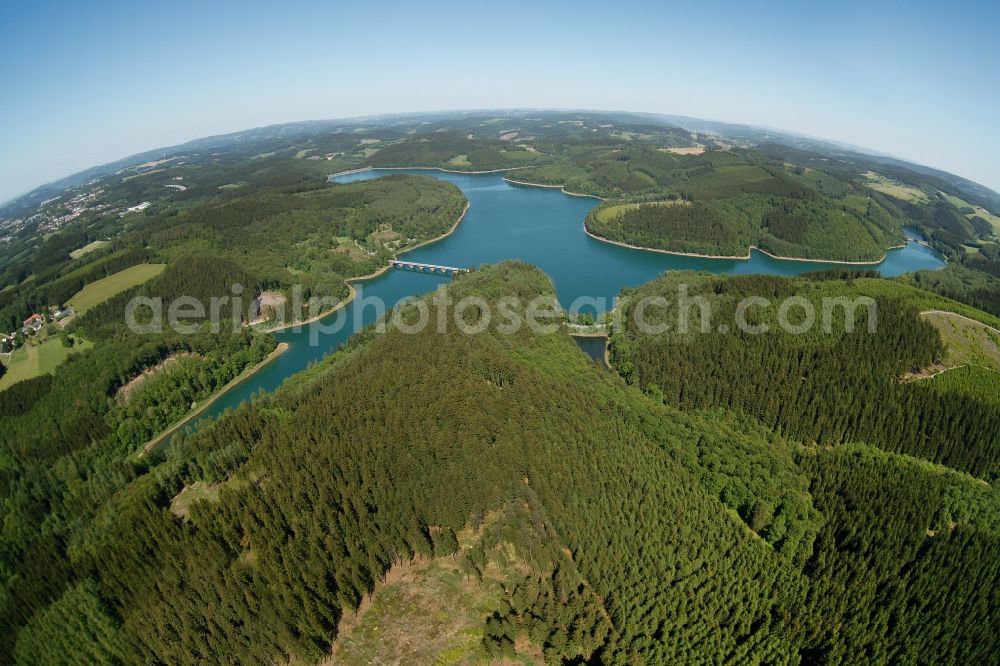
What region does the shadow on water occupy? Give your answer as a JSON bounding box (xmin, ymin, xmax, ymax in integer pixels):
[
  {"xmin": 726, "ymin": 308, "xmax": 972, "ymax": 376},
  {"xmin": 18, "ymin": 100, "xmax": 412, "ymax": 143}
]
[{"xmin": 571, "ymin": 335, "xmax": 609, "ymax": 368}]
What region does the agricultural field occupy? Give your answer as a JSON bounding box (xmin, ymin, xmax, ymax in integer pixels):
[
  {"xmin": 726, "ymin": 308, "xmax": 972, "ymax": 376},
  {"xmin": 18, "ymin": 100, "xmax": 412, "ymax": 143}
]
[
  {"xmin": 0, "ymin": 333, "xmax": 92, "ymax": 390},
  {"xmin": 863, "ymin": 171, "xmax": 929, "ymax": 203},
  {"xmin": 939, "ymin": 190, "xmax": 1000, "ymax": 234},
  {"xmin": 66, "ymin": 263, "xmax": 166, "ymax": 313},
  {"xmin": 69, "ymin": 239, "xmax": 109, "ymax": 259}
]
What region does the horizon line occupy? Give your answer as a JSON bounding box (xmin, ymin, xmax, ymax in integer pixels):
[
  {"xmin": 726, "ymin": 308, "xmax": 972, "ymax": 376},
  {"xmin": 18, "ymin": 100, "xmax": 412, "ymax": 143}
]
[{"xmin": 4, "ymin": 107, "xmax": 998, "ymax": 211}]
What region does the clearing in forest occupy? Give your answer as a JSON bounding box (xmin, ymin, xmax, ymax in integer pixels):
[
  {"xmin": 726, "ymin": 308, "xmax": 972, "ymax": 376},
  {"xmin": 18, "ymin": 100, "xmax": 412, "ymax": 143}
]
[
  {"xmin": 328, "ymin": 523, "xmax": 545, "ymax": 666},
  {"xmin": 904, "ymin": 310, "xmax": 1000, "ymax": 382},
  {"xmin": 0, "ymin": 334, "xmax": 93, "ymax": 390},
  {"xmin": 67, "ymin": 263, "xmax": 166, "ymax": 314},
  {"xmin": 70, "ymin": 240, "xmax": 110, "ymax": 259},
  {"xmin": 660, "ymin": 145, "xmax": 705, "ymax": 155},
  {"xmin": 169, "ymin": 481, "xmax": 223, "ymax": 519},
  {"xmin": 863, "ymin": 172, "xmax": 928, "ymax": 203}
]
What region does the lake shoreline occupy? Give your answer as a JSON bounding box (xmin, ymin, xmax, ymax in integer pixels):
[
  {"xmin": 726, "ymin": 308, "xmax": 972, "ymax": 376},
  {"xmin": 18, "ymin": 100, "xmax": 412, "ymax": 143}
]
[
  {"xmin": 503, "ymin": 176, "xmax": 606, "ymax": 201},
  {"xmin": 175, "ymin": 195, "xmax": 472, "ymax": 448},
  {"xmin": 583, "ymin": 224, "xmax": 910, "ymax": 265},
  {"xmin": 261, "ymin": 200, "xmax": 471, "ymax": 333},
  {"xmin": 330, "ymin": 165, "xmax": 531, "ymax": 178},
  {"xmin": 336, "ymin": 167, "xmax": 925, "ymax": 267},
  {"xmin": 182, "ymin": 168, "xmax": 945, "ymax": 438},
  {"xmin": 138, "ymin": 341, "xmax": 290, "ymax": 456},
  {"xmin": 501, "ymin": 172, "xmax": 909, "ymax": 265}
]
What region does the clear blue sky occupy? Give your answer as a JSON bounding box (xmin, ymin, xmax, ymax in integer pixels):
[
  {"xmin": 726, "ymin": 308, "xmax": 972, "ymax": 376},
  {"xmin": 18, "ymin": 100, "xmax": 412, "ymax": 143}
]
[{"xmin": 2, "ymin": 0, "xmax": 998, "ymax": 203}]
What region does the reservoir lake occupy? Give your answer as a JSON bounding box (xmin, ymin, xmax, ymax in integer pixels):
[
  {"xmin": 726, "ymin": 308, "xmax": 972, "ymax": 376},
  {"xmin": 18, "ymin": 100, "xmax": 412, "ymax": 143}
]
[{"xmin": 180, "ymin": 169, "xmax": 945, "ymax": 432}]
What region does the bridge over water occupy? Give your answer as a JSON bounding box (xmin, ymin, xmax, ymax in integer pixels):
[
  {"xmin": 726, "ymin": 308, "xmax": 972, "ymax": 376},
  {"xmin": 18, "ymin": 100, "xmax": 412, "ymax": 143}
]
[{"xmin": 389, "ymin": 260, "xmax": 468, "ymax": 275}]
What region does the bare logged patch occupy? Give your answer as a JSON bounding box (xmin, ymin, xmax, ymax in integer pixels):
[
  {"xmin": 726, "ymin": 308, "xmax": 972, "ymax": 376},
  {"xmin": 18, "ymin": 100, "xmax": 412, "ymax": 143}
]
[
  {"xmin": 327, "ymin": 556, "xmax": 515, "ymax": 665},
  {"xmin": 499, "ymin": 131, "xmax": 518, "ymax": 141},
  {"xmin": 327, "ymin": 515, "xmax": 544, "ymax": 666},
  {"xmin": 115, "ymin": 353, "xmax": 196, "ymax": 403},
  {"xmin": 901, "ymin": 362, "xmax": 955, "ymax": 382},
  {"xmin": 250, "ymin": 290, "xmax": 288, "ymax": 324},
  {"xmin": 169, "ymin": 482, "xmax": 222, "ymax": 519},
  {"xmin": 906, "ymin": 311, "xmax": 1000, "ymax": 381},
  {"xmin": 369, "ymin": 226, "xmax": 404, "ymax": 250}
]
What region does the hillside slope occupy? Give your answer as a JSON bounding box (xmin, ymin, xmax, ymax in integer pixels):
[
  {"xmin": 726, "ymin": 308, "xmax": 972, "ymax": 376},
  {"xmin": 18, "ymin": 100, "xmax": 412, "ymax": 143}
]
[{"xmin": 9, "ymin": 263, "xmax": 997, "ymax": 664}]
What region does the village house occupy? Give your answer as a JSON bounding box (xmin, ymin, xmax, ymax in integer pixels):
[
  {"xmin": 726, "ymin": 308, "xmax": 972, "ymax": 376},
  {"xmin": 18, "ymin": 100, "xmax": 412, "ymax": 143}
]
[{"xmin": 22, "ymin": 313, "xmax": 44, "ymax": 333}]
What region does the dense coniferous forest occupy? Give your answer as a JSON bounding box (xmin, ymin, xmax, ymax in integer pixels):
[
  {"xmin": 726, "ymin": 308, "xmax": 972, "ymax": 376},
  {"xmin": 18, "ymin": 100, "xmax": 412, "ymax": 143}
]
[
  {"xmin": 0, "ymin": 168, "xmax": 470, "ymax": 663},
  {"xmin": 608, "ymin": 271, "xmax": 1000, "ymax": 478},
  {"xmin": 2, "ymin": 264, "xmax": 997, "ymax": 663},
  {"xmin": 569, "ymin": 154, "xmax": 905, "ymax": 262},
  {"xmin": 2, "ymin": 111, "xmax": 999, "ymax": 663}
]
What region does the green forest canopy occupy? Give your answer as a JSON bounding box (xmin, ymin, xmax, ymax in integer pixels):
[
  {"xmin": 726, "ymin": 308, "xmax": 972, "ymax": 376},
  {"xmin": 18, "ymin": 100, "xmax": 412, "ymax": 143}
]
[
  {"xmin": 1, "ymin": 112, "xmax": 1000, "ymax": 664},
  {"xmin": 3, "ymin": 263, "xmax": 997, "ymax": 664}
]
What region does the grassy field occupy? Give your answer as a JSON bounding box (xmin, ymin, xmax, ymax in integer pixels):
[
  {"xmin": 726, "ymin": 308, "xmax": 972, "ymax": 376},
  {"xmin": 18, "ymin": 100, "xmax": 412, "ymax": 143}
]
[
  {"xmin": 594, "ymin": 200, "xmax": 688, "ymax": 223},
  {"xmin": 864, "ymin": 171, "xmax": 929, "ymax": 203},
  {"xmin": 939, "ymin": 191, "xmax": 1000, "ymax": 234},
  {"xmin": 69, "ymin": 239, "xmax": 110, "ymax": 259},
  {"xmin": 0, "ymin": 334, "xmax": 93, "ymax": 390},
  {"xmin": 972, "ymin": 208, "xmax": 1000, "ymax": 233},
  {"xmin": 67, "ymin": 263, "xmax": 166, "ymax": 314}
]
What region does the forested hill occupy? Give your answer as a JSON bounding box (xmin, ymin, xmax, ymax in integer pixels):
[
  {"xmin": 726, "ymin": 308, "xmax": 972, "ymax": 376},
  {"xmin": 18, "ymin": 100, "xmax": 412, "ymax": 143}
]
[
  {"xmin": 609, "ymin": 270, "xmax": 1000, "ymax": 479},
  {"xmin": 537, "ymin": 149, "xmax": 904, "ymax": 262},
  {"xmin": 0, "ymin": 171, "xmax": 467, "ymax": 663},
  {"xmin": 6, "ymin": 263, "xmax": 997, "ymax": 663},
  {"xmin": 0, "ymin": 171, "xmax": 466, "ymax": 332}
]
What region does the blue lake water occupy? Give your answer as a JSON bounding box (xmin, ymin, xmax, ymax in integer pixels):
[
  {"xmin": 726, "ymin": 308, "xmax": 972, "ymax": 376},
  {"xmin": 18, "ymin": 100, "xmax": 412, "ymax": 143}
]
[{"xmin": 180, "ymin": 169, "xmax": 945, "ymax": 432}]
